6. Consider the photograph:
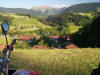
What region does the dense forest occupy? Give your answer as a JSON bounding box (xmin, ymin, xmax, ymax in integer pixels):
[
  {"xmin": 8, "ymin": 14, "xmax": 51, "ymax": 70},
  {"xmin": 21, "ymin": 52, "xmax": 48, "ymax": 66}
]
[
  {"xmin": 72, "ymin": 15, "xmax": 100, "ymax": 48},
  {"xmin": 45, "ymin": 13, "xmax": 92, "ymax": 26}
]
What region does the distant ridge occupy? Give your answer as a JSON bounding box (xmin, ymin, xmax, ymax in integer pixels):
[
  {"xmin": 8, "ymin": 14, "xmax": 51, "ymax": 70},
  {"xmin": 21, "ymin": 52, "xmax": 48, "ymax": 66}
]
[
  {"xmin": 0, "ymin": 7, "xmax": 45, "ymax": 16},
  {"xmin": 64, "ymin": 2, "xmax": 100, "ymax": 13},
  {"xmin": 31, "ymin": 5, "xmax": 61, "ymax": 15},
  {"xmin": 0, "ymin": 2, "xmax": 100, "ymax": 16}
]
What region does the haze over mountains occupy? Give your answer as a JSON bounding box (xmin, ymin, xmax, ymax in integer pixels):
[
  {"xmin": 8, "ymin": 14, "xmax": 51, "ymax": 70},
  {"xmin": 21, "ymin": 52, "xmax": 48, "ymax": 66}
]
[
  {"xmin": 0, "ymin": 7, "xmax": 45, "ymax": 16},
  {"xmin": 31, "ymin": 5, "xmax": 60, "ymax": 13},
  {"xmin": 31, "ymin": 5, "xmax": 62, "ymax": 15},
  {"xmin": 30, "ymin": 2, "xmax": 100, "ymax": 15},
  {"xmin": 0, "ymin": 2, "xmax": 100, "ymax": 16}
]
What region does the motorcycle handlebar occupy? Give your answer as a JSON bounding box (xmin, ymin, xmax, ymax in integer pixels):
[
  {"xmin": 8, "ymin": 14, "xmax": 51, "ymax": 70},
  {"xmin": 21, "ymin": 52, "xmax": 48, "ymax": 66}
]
[
  {"xmin": 3, "ymin": 39, "xmax": 16, "ymax": 56},
  {"xmin": 11, "ymin": 39, "xmax": 16, "ymax": 46}
]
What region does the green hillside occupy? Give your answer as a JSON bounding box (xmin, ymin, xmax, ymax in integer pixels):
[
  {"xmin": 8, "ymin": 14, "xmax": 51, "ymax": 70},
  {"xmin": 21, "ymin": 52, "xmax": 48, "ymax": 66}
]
[
  {"xmin": 67, "ymin": 23, "xmax": 82, "ymax": 34},
  {"xmin": 0, "ymin": 13, "xmax": 51, "ymax": 35},
  {"xmin": 37, "ymin": 12, "xmax": 96, "ymax": 36},
  {"xmin": 0, "ymin": 7, "xmax": 45, "ymax": 16},
  {"xmin": 64, "ymin": 2, "xmax": 100, "ymax": 13},
  {"xmin": 0, "ymin": 13, "xmax": 83, "ymax": 36}
]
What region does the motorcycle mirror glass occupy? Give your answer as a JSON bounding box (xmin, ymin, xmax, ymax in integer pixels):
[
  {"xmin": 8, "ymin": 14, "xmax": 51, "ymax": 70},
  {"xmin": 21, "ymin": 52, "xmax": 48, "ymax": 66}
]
[{"xmin": 1, "ymin": 21, "xmax": 9, "ymax": 33}]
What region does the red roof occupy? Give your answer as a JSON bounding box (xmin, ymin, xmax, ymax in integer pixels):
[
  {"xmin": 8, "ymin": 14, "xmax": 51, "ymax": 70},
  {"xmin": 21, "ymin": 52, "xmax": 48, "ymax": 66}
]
[
  {"xmin": 48, "ymin": 35, "xmax": 66, "ymax": 39},
  {"xmin": 19, "ymin": 35, "xmax": 33, "ymax": 41},
  {"xmin": 65, "ymin": 44, "xmax": 79, "ymax": 49},
  {"xmin": 33, "ymin": 45, "xmax": 48, "ymax": 49}
]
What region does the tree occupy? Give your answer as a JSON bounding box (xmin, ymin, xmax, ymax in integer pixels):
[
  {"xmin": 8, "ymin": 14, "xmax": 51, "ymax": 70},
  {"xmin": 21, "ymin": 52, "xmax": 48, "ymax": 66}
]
[{"xmin": 72, "ymin": 16, "xmax": 100, "ymax": 47}]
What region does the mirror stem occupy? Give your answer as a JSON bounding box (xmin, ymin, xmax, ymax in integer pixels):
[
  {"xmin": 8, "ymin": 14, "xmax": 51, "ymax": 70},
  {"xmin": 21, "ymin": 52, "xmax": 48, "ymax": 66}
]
[{"xmin": 5, "ymin": 34, "xmax": 9, "ymax": 47}]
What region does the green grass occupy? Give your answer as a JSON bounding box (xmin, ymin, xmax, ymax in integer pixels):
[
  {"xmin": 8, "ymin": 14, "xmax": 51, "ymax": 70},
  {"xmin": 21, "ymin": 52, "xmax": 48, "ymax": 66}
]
[
  {"xmin": 67, "ymin": 23, "xmax": 82, "ymax": 34},
  {"xmin": 0, "ymin": 13, "xmax": 83, "ymax": 35},
  {"xmin": 77, "ymin": 12, "xmax": 95, "ymax": 19},
  {"xmin": 9, "ymin": 14, "xmax": 51, "ymax": 35},
  {"xmin": 0, "ymin": 48, "xmax": 100, "ymax": 75},
  {"xmin": 0, "ymin": 13, "xmax": 51, "ymax": 36},
  {"xmin": 0, "ymin": 35, "xmax": 13, "ymax": 46}
]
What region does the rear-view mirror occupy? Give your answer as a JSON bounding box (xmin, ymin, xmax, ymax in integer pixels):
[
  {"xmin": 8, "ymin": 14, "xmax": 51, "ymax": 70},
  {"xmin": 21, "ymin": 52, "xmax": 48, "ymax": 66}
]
[{"xmin": 1, "ymin": 21, "xmax": 9, "ymax": 34}]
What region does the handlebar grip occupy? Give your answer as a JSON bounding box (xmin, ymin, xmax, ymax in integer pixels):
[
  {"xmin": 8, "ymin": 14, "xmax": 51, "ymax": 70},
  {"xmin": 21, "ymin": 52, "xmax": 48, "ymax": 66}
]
[{"xmin": 11, "ymin": 39, "xmax": 16, "ymax": 46}]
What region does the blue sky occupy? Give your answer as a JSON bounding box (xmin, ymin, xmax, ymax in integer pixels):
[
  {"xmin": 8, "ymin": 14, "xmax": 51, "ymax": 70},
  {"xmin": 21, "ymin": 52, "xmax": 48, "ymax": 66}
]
[{"xmin": 0, "ymin": 0, "xmax": 100, "ymax": 9}]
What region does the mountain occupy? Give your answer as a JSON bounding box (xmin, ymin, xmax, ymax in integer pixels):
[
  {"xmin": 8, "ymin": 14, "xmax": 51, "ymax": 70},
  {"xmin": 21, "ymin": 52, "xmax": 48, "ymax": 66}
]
[
  {"xmin": 31, "ymin": 5, "xmax": 63, "ymax": 15},
  {"xmin": 58, "ymin": 7, "xmax": 67, "ymax": 14},
  {"xmin": 1, "ymin": 2, "xmax": 99, "ymax": 16},
  {"xmin": 0, "ymin": 7, "xmax": 45, "ymax": 16},
  {"xmin": 64, "ymin": 2, "xmax": 100, "ymax": 13}
]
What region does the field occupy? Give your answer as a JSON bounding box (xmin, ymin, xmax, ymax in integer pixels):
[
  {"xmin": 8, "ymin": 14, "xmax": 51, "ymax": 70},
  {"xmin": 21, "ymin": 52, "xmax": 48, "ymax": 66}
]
[
  {"xmin": 67, "ymin": 23, "xmax": 82, "ymax": 34},
  {"xmin": 0, "ymin": 13, "xmax": 84, "ymax": 36},
  {"xmin": 0, "ymin": 13, "xmax": 51, "ymax": 36},
  {"xmin": 77, "ymin": 12, "xmax": 95, "ymax": 19},
  {"xmin": 0, "ymin": 48, "xmax": 100, "ymax": 75}
]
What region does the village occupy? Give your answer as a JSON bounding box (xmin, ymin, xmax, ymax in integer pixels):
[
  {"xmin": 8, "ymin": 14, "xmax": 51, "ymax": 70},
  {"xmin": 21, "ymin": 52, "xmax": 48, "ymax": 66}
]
[
  {"xmin": 16, "ymin": 35, "xmax": 79, "ymax": 49},
  {"xmin": 0, "ymin": 35, "xmax": 79, "ymax": 50}
]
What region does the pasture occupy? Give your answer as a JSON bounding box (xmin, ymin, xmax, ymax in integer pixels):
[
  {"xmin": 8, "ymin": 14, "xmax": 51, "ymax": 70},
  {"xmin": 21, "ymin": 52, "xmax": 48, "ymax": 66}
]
[
  {"xmin": 0, "ymin": 13, "xmax": 51, "ymax": 36},
  {"xmin": 0, "ymin": 48, "xmax": 100, "ymax": 75},
  {"xmin": 0, "ymin": 13, "xmax": 82, "ymax": 36},
  {"xmin": 67, "ymin": 23, "xmax": 82, "ymax": 34}
]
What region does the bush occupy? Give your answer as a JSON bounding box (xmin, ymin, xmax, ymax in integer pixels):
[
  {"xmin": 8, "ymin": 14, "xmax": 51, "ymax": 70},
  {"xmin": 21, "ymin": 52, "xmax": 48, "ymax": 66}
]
[
  {"xmin": 38, "ymin": 35, "xmax": 57, "ymax": 47},
  {"xmin": 0, "ymin": 14, "xmax": 13, "ymax": 25},
  {"xmin": 15, "ymin": 40, "xmax": 31, "ymax": 49}
]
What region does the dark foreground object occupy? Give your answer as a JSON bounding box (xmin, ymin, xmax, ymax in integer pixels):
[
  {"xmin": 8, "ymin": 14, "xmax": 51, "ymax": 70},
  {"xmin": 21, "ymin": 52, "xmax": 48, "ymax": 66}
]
[
  {"xmin": 91, "ymin": 63, "xmax": 100, "ymax": 75},
  {"xmin": 8, "ymin": 69, "xmax": 16, "ymax": 75}
]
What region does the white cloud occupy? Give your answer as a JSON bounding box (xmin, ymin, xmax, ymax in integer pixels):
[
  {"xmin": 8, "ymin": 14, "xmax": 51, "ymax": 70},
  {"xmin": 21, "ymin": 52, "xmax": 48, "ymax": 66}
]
[{"xmin": 53, "ymin": 4, "xmax": 70, "ymax": 8}]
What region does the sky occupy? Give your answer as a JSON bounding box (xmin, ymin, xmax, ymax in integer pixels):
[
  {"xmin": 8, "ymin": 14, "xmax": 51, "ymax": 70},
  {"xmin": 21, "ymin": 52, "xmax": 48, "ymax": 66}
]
[{"xmin": 0, "ymin": 0, "xmax": 100, "ymax": 9}]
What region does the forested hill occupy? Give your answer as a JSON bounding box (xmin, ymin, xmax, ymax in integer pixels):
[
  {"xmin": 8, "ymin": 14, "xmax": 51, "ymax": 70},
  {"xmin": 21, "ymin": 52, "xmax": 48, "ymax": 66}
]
[
  {"xmin": 64, "ymin": 2, "xmax": 100, "ymax": 13},
  {"xmin": 0, "ymin": 7, "xmax": 45, "ymax": 16}
]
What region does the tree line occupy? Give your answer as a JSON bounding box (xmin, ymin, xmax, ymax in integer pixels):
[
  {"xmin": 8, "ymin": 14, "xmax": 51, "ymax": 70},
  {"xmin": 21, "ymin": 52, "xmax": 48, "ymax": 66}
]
[
  {"xmin": 38, "ymin": 12, "xmax": 92, "ymax": 26},
  {"xmin": 64, "ymin": 2, "xmax": 100, "ymax": 13},
  {"xmin": 72, "ymin": 15, "xmax": 100, "ymax": 48}
]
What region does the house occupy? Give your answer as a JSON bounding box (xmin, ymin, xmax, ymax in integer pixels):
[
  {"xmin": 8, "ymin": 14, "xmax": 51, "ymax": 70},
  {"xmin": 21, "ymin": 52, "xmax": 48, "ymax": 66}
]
[
  {"xmin": 48, "ymin": 35, "xmax": 67, "ymax": 48},
  {"xmin": 48, "ymin": 35, "xmax": 79, "ymax": 49},
  {"xmin": 19, "ymin": 35, "xmax": 33, "ymax": 42},
  {"xmin": 65, "ymin": 44, "xmax": 79, "ymax": 49},
  {"xmin": 48, "ymin": 35, "xmax": 66, "ymax": 40},
  {"xmin": 33, "ymin": 45, "xmax": 48, "ymax": 49}
]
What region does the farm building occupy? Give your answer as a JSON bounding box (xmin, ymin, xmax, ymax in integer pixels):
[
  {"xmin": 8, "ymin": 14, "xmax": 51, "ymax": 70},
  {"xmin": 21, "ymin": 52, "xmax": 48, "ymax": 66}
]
[{"xmin": 48, "ymin": 35, "xmax": 79, "ymax": 49}]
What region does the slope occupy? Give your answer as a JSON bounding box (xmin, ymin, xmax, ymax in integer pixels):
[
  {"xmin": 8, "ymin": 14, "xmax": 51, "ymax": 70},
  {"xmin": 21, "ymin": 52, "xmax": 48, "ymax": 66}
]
[
  {"xmin": 0, "ymin": 7, "xmax": 45, "ymax": 16},
  {"xmin": 64, "ymin": 2, "xmax": 100, "ymax": 13}
]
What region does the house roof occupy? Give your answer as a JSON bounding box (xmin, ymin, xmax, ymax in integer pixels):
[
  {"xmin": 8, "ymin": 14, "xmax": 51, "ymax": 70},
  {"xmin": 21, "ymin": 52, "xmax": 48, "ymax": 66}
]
[
  {"xmin": 19, "ymin": 35, "xmax": 33, "ymax": 41},
  {"xmin": 65, "ymin": 44, "xmax": 79, "ymax": 49},
  {"xmin": 48, "ymin": 35, "xmax": 66, "ymax": 39}
]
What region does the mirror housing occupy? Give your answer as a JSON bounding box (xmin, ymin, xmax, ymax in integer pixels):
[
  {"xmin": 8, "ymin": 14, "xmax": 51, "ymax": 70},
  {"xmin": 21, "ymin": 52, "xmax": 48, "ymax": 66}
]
[{"xmin": 1, "ymin": 21, "xmax": 9, "ymax": 34}]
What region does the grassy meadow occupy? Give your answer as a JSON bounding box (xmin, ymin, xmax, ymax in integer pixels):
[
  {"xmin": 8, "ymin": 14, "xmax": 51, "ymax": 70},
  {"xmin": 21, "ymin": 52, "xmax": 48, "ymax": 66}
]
[
  {"xmin": 0, "ymin": 48, "xmax": 100, "ymax": 75},
  {"xmin": 67, "ymin": 23, "xmax": 82, "ymax": 34},
  {"xmin": 0, "ymin": 13, "xmax": 51, "ymax": 36}
]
